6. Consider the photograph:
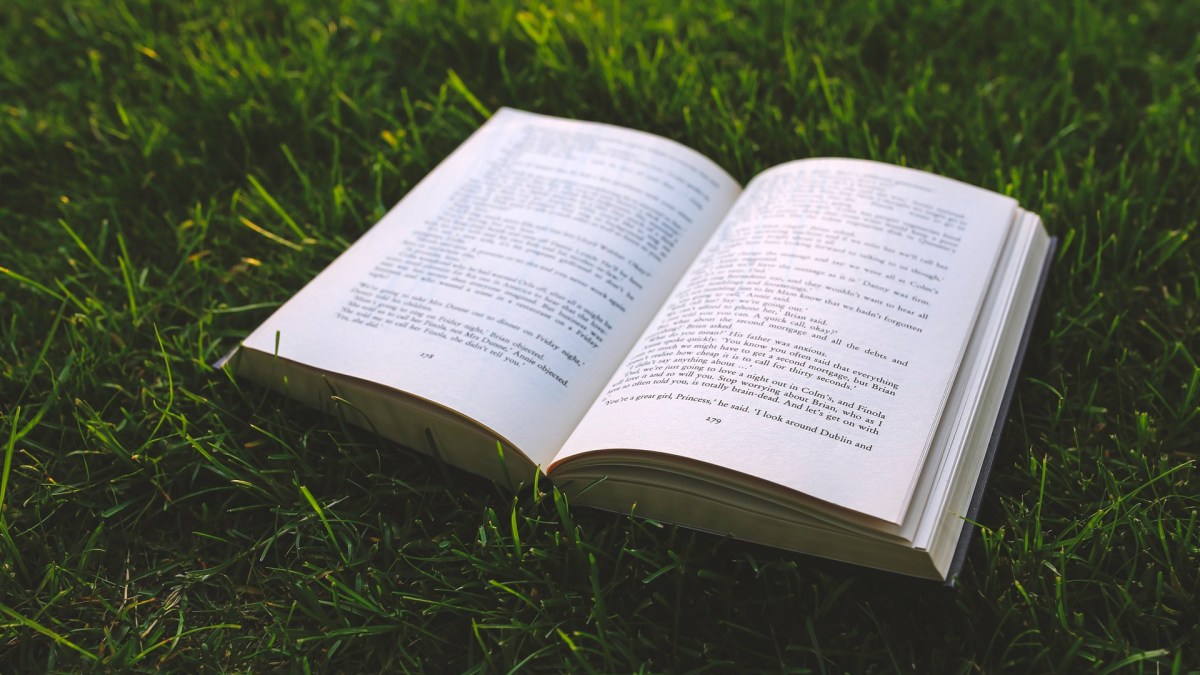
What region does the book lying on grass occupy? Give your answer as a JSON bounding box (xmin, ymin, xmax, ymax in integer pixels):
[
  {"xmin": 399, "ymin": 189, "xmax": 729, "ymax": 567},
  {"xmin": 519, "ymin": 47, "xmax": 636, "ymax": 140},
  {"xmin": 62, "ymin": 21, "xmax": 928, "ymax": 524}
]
[{"xmin": 229, "ymin": 108, "xmax": 1053, "ymax": 581}]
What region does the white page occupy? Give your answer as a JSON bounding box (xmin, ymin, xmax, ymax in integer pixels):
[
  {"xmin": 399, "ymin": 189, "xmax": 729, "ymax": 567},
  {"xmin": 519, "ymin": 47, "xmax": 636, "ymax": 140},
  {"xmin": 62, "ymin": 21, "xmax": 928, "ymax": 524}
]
[
  {"xmin": 242, "ymin": 109, "xmax": 741, "ymax": 466},
  {"xmin": 554, "ymin": 159, "xmax": 1015, "ymax": 523}
]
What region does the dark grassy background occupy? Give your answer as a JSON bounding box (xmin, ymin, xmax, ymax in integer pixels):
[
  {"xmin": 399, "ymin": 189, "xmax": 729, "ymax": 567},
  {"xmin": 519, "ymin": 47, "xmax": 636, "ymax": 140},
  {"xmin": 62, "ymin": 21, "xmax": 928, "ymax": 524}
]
[{"xmin": 2, "ymin": 0, "xmax": 1197, "ymax": 670}]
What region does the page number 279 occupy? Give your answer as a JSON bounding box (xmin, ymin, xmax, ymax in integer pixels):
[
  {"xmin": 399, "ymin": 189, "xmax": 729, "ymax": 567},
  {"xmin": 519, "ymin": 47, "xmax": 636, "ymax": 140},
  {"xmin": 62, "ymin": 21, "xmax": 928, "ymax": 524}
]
[{"xmin": 705, "ymin": 417, "xmax": 722, "ymax": 424}]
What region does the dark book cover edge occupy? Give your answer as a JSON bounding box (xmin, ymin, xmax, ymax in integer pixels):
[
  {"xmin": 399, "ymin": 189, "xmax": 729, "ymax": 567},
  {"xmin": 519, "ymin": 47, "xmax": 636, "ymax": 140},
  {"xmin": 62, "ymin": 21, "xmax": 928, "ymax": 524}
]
[{"xmin": 943, "ymin": 236, "xmax": 1057, "ymax": 588}]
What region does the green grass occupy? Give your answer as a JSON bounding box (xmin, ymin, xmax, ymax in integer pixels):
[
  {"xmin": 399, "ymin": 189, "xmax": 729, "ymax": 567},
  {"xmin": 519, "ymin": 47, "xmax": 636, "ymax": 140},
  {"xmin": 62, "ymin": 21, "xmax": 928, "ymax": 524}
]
[{"xmin": 2, "ymin": 0, "xmax": 1198, "ymax": 670}]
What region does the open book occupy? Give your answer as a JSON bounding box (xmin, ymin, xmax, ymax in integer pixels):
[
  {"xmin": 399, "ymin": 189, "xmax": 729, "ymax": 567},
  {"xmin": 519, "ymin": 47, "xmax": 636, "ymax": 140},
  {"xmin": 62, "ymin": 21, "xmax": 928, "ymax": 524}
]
[{"xmin": 231, "ymin": 108, "xmax": 1053, "ymax": 581}]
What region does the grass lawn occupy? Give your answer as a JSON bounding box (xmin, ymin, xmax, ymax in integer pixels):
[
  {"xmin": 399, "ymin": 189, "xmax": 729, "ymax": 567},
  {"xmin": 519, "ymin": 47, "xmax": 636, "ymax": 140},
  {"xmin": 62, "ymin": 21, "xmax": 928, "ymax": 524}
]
[{"xmin": 2, "ymin": 0, "xmax": 1197, "ymax": 670}]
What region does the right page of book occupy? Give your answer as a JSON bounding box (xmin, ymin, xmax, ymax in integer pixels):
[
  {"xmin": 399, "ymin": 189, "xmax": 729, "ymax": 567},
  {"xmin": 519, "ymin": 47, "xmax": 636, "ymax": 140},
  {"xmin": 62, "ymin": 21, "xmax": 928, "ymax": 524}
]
[{"xmin": 554, "ymin": 158, "xmax": 1017, "ymax": 524}]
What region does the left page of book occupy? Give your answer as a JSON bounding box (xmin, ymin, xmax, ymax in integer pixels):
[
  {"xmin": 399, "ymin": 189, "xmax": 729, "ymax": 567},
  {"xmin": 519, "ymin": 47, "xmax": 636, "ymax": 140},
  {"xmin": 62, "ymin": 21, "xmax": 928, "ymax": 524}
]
[{"xmin": 239, "ymin": 108, "xmax": 741, "ymax": 468}]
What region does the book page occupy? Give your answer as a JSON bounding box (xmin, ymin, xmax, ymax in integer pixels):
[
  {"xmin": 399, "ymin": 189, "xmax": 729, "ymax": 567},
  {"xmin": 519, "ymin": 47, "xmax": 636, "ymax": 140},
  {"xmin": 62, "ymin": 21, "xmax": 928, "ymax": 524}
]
[
  {"xmin": 241, "ymin": 109, "xmax": 741, "ymax": 466},
  {"xmin": 554, "ymin": 159, "xmax": 1016, "ymax": 523}
]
